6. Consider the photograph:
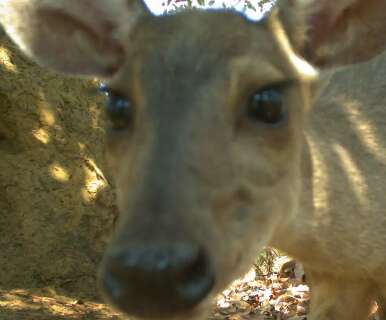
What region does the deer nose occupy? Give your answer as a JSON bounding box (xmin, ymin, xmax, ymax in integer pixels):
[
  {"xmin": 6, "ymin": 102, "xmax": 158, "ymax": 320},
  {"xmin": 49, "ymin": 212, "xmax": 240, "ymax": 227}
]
[{"xmin": 99, "ymin": 243, "xmax": 215, "ymax": 317}]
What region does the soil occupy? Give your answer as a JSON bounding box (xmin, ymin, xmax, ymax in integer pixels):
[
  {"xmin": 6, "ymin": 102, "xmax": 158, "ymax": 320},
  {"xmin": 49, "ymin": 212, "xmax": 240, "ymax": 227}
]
[{"xmin": 0, "ymin": 29, "xmax": 117, "ymax": 306}]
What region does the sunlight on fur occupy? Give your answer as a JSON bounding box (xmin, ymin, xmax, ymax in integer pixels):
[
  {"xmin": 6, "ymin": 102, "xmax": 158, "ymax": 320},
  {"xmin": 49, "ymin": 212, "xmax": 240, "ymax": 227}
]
[
  {"xmin": 338, "ymin": 96, "xmax": 386, "ymax": 164},
  {"xmin": 333, "ymin": 144, "xmax": 369, "ymax": 207},
  {"xmin": 307, "ymin": 135, "xmax": 329, "ymax": 218}
]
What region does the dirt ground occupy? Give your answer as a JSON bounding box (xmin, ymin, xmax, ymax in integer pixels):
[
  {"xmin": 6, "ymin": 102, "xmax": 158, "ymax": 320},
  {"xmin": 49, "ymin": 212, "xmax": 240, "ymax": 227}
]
[{"xmin": 0, "ymin": 28, "xmax": 117, "ymax": 303}]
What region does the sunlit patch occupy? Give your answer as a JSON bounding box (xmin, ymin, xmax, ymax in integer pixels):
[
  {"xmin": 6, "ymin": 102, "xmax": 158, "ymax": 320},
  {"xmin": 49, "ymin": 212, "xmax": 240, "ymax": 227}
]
[
  {"xmin": 78, "ymin": 142, "xmax": 86, "ymax": 151},
  {"xmin": 338, "ymin": 96, "xmax": 386, "ymax": 164},
  {"xmin": 0, "ymin": 46, "xmax": 17, "ymax": 72},
  {"xmin": 49, "ymin": 164, "xmax": 70, "ymax": 182},
  {"xmin": 333, "ymin": 143, "xmax": 369, "ymax": 207},
  {"xmin": 0, "ymin": 295, "xmax": 31, "ymax": 309},
  {"xmin": 307, "ymin": 134, "xmax": 329, "ymax": 220},
  {"xmin": 36, "ymin": 91, "xmax": 56, "ymax": 126},
  {"xmin": 39, "ymin": 109, "xmax": 55, "ymax": 126},
  {"xmin": 32, "ymin": 128, "xmax": 50, "ymax": 144},
  {"xmin": 82, "ymin": 158, "xmax": 107, "ymax": 202},
  {"xmin": 0, "ymin": 288, "xmax": 123, "ymax": 317}
]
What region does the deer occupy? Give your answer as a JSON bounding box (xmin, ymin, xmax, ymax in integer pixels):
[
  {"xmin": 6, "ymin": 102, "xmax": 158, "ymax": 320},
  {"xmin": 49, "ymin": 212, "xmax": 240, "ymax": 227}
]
[{"xmin": 1, "ymin": 0, "xmax": 386, "ymax": 319}]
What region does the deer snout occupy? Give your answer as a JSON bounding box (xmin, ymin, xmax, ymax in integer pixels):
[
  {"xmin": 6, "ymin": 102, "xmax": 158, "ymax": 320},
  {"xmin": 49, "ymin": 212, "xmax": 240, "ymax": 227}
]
[{"xmin": 99, "ymin": 242, "xmax": 215, "ymax": 318}]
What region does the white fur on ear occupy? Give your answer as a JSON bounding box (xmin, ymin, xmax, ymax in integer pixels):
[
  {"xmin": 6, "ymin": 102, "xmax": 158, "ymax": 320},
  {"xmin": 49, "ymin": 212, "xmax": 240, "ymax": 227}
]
[{"xmin": 0, "ymin": 0, "xmax": 145, "ymax": 77}]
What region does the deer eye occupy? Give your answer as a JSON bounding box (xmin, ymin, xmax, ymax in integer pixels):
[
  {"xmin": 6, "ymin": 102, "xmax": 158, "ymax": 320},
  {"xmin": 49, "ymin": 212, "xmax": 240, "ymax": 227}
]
[
  {"xmin": 99, "ymin": 83, "xmax": 132, "ymax": 130},
  {"xmin": 247, "ymin": 85, "xmax": 286, "ymax": 126}
]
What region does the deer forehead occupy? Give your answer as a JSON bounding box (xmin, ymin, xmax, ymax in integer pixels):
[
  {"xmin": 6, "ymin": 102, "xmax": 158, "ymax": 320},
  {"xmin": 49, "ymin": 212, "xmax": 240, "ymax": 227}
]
[{"xmin": 109, "ymin": 11, "xmax": 291, "ymax": 99}]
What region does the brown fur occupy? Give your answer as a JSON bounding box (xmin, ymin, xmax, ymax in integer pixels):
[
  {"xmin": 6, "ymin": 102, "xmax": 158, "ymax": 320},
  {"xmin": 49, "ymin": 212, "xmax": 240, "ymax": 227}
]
[{"xmin": 1, "ymin": 0, "xmax": 386, "ymax": 319}]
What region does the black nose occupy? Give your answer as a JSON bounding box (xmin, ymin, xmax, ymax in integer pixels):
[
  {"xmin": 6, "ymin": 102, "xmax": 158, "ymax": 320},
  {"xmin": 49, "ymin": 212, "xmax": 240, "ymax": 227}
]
[{"xmin": 99, "ymin": 243, "xmax": 215, "ymax": 318}]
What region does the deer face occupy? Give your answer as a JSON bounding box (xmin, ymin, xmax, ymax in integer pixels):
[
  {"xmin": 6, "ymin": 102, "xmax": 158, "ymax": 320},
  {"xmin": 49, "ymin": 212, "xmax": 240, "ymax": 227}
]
[{"xmin": 98, "ymin": 11, "xmax": 308, "ymax": 318}]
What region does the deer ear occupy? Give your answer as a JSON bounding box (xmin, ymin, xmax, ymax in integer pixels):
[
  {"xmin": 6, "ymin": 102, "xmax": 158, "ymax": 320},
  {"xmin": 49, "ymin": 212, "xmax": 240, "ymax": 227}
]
[
  {"xmin": 274, "ymin": 0, "xmax": 386, "ymax": 68},
  {"xmin": 0, "ymin": 0, "xmax": 148, "ymax": 77}
]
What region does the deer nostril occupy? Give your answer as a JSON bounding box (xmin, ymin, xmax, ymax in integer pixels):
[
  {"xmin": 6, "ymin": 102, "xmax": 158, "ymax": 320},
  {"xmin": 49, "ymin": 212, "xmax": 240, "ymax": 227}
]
[
  {"xmin": 176, "ymin": 248, "xmax": 214, "ymax": 302},
  {"xmin": 99, "ymin": 243, "xmax": 215, "ymax": 318}
]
